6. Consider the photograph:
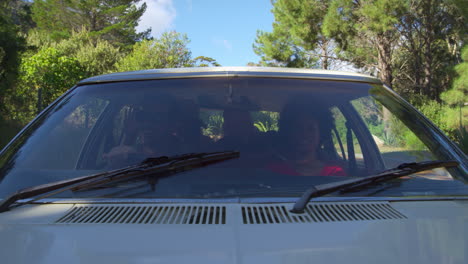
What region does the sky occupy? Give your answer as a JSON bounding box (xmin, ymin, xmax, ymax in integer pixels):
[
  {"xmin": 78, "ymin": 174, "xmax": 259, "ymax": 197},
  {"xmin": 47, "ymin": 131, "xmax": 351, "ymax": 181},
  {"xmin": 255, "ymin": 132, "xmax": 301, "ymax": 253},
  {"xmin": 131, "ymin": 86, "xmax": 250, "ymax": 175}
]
[{"xmin": 136, "ymin": 0, "xmax": 274, "ymax": 66}]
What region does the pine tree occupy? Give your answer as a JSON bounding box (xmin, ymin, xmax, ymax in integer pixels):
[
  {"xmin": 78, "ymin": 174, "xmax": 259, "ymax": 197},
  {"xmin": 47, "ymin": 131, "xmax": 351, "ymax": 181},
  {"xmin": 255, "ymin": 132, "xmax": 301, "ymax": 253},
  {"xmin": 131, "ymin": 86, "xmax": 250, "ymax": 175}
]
[
  {"xmin": 31, "ymin": 0, "xmax": 150, "ymax": 49},
  {"xmin": 253, "ymin": 0, "xmax": 333, "ymax": 69}
]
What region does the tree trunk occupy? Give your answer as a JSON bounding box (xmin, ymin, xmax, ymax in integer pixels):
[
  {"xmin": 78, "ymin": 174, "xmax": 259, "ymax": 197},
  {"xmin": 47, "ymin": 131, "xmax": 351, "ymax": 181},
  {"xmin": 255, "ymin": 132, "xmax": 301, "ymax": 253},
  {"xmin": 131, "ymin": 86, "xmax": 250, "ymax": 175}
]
[
  {"xmin": 37, "ymin": 87, "xmax": 43, "ymax": 115},
  {"xmin": 321, "ymin": 39, "xmax": 329, "ymax": 70},
  {"xmin": 421, "ymin": 0, "xmax": 436, "ymax": 100},
  {"xmin": 404, "ymin": 13, "xmax": 423, "ymax": 95},
  {"xmin": 422, "ymin": 45, "xmax": 434, "ymax": 99},
  {"xmin": 376, "ymin": 34, "xmax": 393, "ymax": 87},
  {"xmin": 375, "ymin": 34, "xmax": 394, "ymax": 141}
]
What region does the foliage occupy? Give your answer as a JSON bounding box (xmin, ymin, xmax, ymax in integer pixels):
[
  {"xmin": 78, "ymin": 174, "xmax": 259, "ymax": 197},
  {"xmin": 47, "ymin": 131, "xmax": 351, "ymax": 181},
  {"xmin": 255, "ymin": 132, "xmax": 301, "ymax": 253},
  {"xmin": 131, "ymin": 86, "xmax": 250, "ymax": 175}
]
[
  {"xmin": 444, "ymin": 43, "xmax": 468, "ymax": 153},
  {"xmin": 377, "ymin": 101, "xmax": 467, "ymax": 152},
  {"xmin": 253, "ymin": 0, "xmax": 331, "ymax": 68},
  {"xmin": 202, "ymin": 111, "xmax": 279, "ymax": 139},
  {"xmin": 6, "ymin": 29, "xmax": 219, "ymax": 125},
  {"xmin": 368, "ymin": 123, "xmax": 385, "ymax": 139},
  {"xmin": 192, "ymin": 56, "xmax": 221, "ymax": 67},
  {"xmin": 31, "ymin": 0, "xmax": 150, "ymax": 48},
  {"xmin": 0, "ymin": 116, "xmax": 22, "ymax": 150},
  {"xmin": 201, "ymin": 113, "xmax": 224, "ymax": 139},
  {"xmin": 26, "ymin": 29, "xmax": 54, "ymax": 51},
  {"xmin": 392, "ymin": 0, "xmax": 466, "ymax": 101},
  {"xmin": 8, "ymin": 30, "xmax": 121, "ymax": 122},
  {"xmin": 454, "ymin": 126, "xmax": 468, "ymax": 154},
  {"xmin": 52, "ymin": 30, "xmax": 122, "ymax": 75},
  {"xmin": 0, "ymin": 0, "xmax": 25, "ymax": 115},
  {"xmin": 15, "ymin": 47, "xmax": 86, "ymax": 120},
  {"xmin": 116, "ymin": 32, "xmax": 193, "ymax": 71},
  {"xmin": 254, "ymin": 27, "xmax": 318, "ymax": 68},
  {"xmin": 5, "ymin": 0, "xmax": 35, "ymax": 34},
  {"xmin": 323, "ymin": 0, "xmax": 406, "ymax": 85},
  {"xmin": 116, "ymin": 31, "xmax": 220, "ymax": 71},
  {"xmin": 255, "ymin": 0, "xmax": 466, "ymax": 102},
  {"xmin": 402, "ymin": 129, "xmax": 427, "ymax": 150},
  {"xmin": 441, "ymin": 45, "xmax": 468, "ymax": 106},
  {"xmin": 252, "ymin": 111, "xmax": 280, "ymax": 132},
  {"xmin": 415, "ymin": 101, "xmax": 468, "ymax": 152}
]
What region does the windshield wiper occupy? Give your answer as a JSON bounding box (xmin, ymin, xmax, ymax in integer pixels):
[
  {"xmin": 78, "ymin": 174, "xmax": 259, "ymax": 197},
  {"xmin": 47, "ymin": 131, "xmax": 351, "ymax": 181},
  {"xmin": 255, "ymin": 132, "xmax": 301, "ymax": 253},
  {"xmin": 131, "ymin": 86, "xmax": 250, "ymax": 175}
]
[
  {"xmin": 0, "ymin": 151, "xmax": 239, "ymax": 213},
  {"xmin": 290, "ymin": 160, "xmax": 459, "ymax": 214}
]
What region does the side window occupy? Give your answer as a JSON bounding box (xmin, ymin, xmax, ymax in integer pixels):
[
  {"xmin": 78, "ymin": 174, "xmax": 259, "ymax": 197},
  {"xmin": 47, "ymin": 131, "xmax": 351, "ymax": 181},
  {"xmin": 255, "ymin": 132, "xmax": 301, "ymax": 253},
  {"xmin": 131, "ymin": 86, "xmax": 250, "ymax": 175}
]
[
  {"xmin": 351, "ymin": 98, "xmax": 434, "ymax": 168},
  {"xmin": 331, "ymin": 107, "xmax": 365, "ymax": 170},
  {"xmin": 90, "ymin": 105, "xmax": 136, "ymax": 169},
  {"xmin": 87, "ymin": 105, "xmax": 155, "ymax": 169},
  {"xmin": 23, "ymin": 98, "xmax": 109, "ymax": 169},
  {"xmin": 200, "ymin": 109, "xmax": 280, "ymax": 142},
  {"xmin": 200, "ymin": 109, "xmax": 224, "ymax": 141},
  {"xmin": 112, "ymin": 105, "xmax": 135, "ymax": 146},
  {"xmin": 251, "ymin": 111, "xmax": 280, "ymax": 133}
]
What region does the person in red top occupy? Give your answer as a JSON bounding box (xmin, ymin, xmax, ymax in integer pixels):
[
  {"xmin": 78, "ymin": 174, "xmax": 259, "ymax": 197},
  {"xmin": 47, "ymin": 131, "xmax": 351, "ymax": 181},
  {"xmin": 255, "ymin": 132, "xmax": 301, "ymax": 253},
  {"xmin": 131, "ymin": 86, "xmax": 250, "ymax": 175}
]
[{"xmin": 267, "ymin": 99, "xmax": 346, "ymax": 176}]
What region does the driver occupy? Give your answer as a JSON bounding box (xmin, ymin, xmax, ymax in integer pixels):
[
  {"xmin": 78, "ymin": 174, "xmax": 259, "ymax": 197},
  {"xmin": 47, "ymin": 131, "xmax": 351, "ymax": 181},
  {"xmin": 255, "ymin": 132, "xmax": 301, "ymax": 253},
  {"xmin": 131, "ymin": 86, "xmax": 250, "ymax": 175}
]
[
  {"xmin": 103, "ymin": 95, "xmax": 180, "ymax": 168},
  {"xmin": 267, "ymin": 100, "xmax": 346, "ymax": 176}
]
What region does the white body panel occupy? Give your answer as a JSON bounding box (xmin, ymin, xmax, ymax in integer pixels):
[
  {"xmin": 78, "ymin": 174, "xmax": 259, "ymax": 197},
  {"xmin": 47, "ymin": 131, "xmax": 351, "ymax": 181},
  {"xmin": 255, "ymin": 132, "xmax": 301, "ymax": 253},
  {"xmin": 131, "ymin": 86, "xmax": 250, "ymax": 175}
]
[{"xmin": 1, "ymin": 201, "xmax": 467, "ymax": 264}]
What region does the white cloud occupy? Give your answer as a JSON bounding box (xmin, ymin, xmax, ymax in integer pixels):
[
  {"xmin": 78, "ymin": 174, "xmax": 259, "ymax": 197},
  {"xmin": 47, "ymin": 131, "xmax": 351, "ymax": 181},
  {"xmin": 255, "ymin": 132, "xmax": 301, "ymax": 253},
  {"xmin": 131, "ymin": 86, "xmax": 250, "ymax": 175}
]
[
  {"xmin": 212, "ymin": 37, "xmax": 233, "ymax": 52},
  {"xmin": 137, "ymin": 0, "xmax": 176, "ymax": 37}
]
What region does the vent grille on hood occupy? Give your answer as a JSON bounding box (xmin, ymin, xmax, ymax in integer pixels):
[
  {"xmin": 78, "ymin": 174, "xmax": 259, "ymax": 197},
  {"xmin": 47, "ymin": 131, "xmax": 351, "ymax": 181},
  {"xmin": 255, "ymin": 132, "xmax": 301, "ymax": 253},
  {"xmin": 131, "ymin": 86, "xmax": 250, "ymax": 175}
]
[
  {"xmin": 241, "ymin": 202, "xmax": 406, "ymax": 224},
  {"xmin": 55, "ymin": 202, "xmax": 406, "ymax": 225},
  {"xmin": 56, "ymin": 205, "xmax": 226, "ymax": 224}
]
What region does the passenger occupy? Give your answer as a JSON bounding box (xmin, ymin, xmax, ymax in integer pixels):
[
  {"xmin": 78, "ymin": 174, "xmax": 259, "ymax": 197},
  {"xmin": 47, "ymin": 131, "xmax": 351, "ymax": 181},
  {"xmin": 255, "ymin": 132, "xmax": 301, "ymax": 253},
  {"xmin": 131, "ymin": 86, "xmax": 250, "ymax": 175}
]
[
  {"xmin": 267, "ymin": 100, "xmax": 346, "ymax": 176},
  {"xmin": 103, "ymin": 95, "xmax": 180, "ymax": 168}
]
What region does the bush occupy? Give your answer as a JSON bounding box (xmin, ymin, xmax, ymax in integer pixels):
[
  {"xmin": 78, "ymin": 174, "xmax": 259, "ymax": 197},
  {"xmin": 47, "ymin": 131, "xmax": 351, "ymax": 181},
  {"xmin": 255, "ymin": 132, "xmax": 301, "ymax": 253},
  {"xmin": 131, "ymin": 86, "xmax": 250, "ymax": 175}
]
[
  {"xmin": 0, "ymin": 118, "xmax": 22, "ymax": 149},
  {"xmin": 416, "ymin": 101, "xmax": 467, "ymax": 153},
  {"xmin": 454, "ymin": 126, "xmax": 468, "ymax": 154},
  {"xmin": 403, "ymin": 130, "xmax": 427, "ymax": 150}
]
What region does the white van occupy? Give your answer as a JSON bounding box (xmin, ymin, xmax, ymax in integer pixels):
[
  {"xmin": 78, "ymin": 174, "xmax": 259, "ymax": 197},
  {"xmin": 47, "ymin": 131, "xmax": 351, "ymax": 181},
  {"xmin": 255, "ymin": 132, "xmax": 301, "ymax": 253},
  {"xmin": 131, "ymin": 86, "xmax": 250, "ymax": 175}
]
[{"xmin": 0, "ymin": 67, "xmax": 467, "ymax": 263}]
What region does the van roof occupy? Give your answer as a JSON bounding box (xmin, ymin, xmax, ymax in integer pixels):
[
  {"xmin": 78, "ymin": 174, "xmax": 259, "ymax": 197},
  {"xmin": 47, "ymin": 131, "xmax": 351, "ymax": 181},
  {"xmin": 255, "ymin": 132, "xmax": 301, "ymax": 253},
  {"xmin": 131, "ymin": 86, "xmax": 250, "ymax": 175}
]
[{"xmin": 78, "ymin": 67, "xmax": 382, "ymax": 85}]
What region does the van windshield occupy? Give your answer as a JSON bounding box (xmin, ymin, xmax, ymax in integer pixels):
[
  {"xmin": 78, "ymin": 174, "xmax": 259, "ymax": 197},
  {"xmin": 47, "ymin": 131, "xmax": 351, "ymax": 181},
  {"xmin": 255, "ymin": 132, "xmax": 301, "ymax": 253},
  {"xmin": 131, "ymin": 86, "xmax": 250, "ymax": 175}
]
[{"xmin": 0, "ymin": 77, "xmax": 466, "ymax": 199}]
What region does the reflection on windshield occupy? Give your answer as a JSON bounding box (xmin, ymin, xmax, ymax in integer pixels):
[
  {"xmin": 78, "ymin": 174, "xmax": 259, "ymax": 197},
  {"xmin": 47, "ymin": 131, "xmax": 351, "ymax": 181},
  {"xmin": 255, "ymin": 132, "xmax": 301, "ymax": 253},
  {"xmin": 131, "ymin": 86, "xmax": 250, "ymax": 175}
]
[{"xmin": 0, "ymin": 78, "xmax": 463, "ymax": 199}]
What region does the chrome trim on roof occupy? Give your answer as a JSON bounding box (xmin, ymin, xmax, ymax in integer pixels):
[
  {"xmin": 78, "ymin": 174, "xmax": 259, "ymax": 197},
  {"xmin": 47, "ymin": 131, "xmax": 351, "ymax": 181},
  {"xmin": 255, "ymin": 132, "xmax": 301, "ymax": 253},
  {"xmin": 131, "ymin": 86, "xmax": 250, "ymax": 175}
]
[{"xmin": 78, "ymin": 67, "xmax": 382, "ymax": 85}]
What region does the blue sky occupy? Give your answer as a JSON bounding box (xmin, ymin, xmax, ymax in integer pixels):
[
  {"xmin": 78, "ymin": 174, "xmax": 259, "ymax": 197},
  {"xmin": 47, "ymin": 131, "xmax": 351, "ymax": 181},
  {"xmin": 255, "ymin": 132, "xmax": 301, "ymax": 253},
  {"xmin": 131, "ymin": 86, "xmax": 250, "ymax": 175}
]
[{"xmin": 136, "ymin": 0, "xmax": 274, "ymax": 66}]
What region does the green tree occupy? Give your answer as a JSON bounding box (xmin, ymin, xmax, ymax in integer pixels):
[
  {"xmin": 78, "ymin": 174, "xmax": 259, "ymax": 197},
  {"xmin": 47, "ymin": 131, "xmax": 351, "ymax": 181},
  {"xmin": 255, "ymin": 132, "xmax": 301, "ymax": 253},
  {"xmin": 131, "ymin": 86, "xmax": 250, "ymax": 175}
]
[
  {"xmin": 393, "ymin": 0, "xmax": 466, "ymax": 101},
  {"xmin": 116, "ymin": 31, "xmax": 193, "ymax": 71},
  {"xmin": 23, "ymin": 29, "xmax": 121, "ymax": 76},
  {"xmin": 6, "ymin": 0, "xmax": 35, "ymax": 34},
  {"xmin": 0, "ymin": 0, "xmax": 25, "ymax": 115},
  {"xmin": 441, "ymin": 45, "xmax": 467, "ymax": 152},
  {"xmin": 442, "ymin": 45, "xmax": 467, "ymax": 106},
  {"xmin": 254, "ymin": 25, "xmax": 318, "ymax": 68},
  {"xmin": 18, "ymin": 47, "xmax": 86, "ymax": 119},
  {"xmin": 323, "ymin": 0, "xmax": 406, "ymax": 86},
  {"xmin": 192, "ymin": 56, "xmax": 221, "ymax": 67},
  {"xmin": 52, "ymin": 29, "xmax": 122, "ymax": 75},
  {"xmin": 0, "ymin": 0, "xmax": 35, "ymax": 148},
  {"xmin": 31, "ymin": 0, "xmax": 150, "ymax": 48},
  {"xmin": 10, "ymin": 30, "xmax": 121, "ymax": 122},
  {"xmin": 253, "ymin": 0, "xmax": 332, "ymax": 69}
]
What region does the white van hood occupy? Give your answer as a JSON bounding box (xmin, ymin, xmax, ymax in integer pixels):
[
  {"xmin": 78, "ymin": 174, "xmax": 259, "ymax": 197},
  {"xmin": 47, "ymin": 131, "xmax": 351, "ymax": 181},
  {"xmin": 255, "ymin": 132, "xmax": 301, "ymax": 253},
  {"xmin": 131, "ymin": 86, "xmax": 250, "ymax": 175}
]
[{"xmin": 0, "ymin": 201, "xmax": 467, "ymax": 264}]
